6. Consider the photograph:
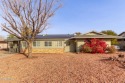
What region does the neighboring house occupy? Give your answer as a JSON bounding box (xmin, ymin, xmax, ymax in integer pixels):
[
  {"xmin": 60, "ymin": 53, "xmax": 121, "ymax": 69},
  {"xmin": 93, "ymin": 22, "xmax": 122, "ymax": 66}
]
[
  {"xmin": 118, "ymin": 32, "xmax": 125, "ymax": 50},
  {"xmin": 0, "ymin": 41, "xmax": 7, "ymax": 50},
  {"xmin": 7, "ymin": 31, "xmax": 122, "ymax": 53}
]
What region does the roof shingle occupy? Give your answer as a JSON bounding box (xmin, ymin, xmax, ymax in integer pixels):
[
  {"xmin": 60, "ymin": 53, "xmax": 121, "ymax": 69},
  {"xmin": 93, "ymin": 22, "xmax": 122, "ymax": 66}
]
[{"xmin": 35, "ymin": 34, "xmax": 74, "ymax": 39}]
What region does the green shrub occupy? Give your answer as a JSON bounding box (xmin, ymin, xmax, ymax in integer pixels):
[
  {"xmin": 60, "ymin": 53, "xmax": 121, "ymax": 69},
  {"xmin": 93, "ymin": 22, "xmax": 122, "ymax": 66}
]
[
  {"xmin": 80, "ymin": 45, "xmax": 92, "ymax": 53},
  {"xmin": 106, "ymin": 46, "xmax": 116, "ymax": 53}
]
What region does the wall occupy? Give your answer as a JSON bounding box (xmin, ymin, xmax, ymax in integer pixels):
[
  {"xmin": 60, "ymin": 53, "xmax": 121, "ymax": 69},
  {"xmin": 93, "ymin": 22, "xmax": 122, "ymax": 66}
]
[
  {"xmin": 64, "ymin": 40, "xmax": 76, "ymax": 52},
  {"xmin": 104, "ymin": 39, "xmax": 111, "ymax": 46},
  {"xmin": 21, "ymin": 48, "xmax": 64, "ymax": 53},
  {"xmin": 0, "ymin": 43, "xmax": 7, "ymax": 50},
  {"xmin": 75, "ymin": 39, "xmax": 111, "ymax": 52},
  {"xmin": 64, "ymin": 40, "xmax": 70, "ymax": 52},
  {"xmin": 76, "ymin": 40, "xmax": 85, "ymax": 52},
  {"xmin": 20, "ymin": 40, "xmax": 65, "ymax": 53},
  {"xmin": 19, "ymin": 38, "xmax": 112, "ymax": 53}
]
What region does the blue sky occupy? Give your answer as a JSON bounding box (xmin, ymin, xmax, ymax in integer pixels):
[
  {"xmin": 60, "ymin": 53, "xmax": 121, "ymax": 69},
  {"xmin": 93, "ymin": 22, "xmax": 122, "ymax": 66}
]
[
  {"xmin": 1, "ymin": 0, "xmax": 125, "ymax": 37},
  {"xmin": 43, "ymin": 0, "xmax": 125, "ymax": 35}
]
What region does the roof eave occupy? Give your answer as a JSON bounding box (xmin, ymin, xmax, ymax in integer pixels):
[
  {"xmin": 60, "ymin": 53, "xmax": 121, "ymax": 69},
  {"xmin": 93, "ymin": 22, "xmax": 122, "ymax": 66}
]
[{"xmin": 71, "ymin": 37, "xmax": 123, "ymax": 39}]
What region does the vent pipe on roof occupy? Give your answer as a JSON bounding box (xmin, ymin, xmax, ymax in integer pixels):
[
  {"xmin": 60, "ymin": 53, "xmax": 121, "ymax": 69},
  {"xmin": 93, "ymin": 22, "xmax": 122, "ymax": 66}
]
[{"xmin": 42, "ymin": 34, "xmax": 47, "ymax": 36}]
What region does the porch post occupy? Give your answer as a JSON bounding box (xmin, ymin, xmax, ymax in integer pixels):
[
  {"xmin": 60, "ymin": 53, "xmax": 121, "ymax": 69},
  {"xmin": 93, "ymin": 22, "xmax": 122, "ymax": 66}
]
[
  {"xmin": 75, "ymin": 40, "xmax": 79, "ymax": 53},
  {"xmin": 7, "ymin": 41, "xmax": 9, "ymax": 51}
]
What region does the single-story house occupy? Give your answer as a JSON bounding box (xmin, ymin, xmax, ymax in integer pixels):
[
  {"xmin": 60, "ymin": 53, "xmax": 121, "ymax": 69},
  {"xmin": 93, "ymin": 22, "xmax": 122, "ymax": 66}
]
[{"xmin": 7, "ymin": 31, "xmax": 122, "ymax": 53}]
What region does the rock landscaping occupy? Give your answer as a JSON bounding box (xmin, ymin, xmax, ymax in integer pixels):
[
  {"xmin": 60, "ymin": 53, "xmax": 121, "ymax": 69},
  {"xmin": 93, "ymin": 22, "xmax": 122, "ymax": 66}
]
[{"xmin": 0, "ymin": 53, "xmax": 125, "ymax": 83}]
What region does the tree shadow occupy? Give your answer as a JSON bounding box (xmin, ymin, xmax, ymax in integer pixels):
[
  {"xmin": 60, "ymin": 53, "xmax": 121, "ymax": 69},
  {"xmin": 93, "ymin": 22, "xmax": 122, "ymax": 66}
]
[
  {"xmin": 18, "ymin": 53, "xmax": 38, "ymax": 59},
  {"xmin": 100, "ymin": 58, "xmax": 117, "ymax": 65},
  {"xmin": 118, "ymin": 65, "xmax": 125, "ymax": 69},
  {"xmin": 99, "ymin": 57, "xmax": 124, "ymax": 69}
]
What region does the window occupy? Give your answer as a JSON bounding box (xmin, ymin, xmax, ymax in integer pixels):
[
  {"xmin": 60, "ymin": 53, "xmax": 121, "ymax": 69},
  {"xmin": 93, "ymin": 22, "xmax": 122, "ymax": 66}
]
[
  {"xmin": 33, "ymin": 41, "xmax": 40, "ymax": 47},
  {"xmin": 22, "ymin": 41, "xmax": 27, "ymax": 47},
  {"xmin": 56, "ymin": 41, "xmax": 63, "ymax": 47},
  {"xmin": 45, "ymin": 41, "xmax": 52, "ymax": 47}
]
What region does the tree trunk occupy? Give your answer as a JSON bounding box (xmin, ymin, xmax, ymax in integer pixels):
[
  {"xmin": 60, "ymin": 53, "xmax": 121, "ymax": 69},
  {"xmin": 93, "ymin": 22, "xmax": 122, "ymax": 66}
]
[{"xmin": 27, "ymin": 42, "xmax": 32, "ymax": 58}]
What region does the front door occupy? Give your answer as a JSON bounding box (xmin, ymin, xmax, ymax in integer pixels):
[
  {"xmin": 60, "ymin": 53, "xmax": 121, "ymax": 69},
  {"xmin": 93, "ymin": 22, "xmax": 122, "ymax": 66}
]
[{"xmin": 70, "ymin": 41, "xmax": 76, "ymax": 52}]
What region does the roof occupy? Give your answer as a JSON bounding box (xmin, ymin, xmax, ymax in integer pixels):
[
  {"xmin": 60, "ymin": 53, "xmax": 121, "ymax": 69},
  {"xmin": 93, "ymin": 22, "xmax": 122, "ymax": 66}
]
[
  {"xmin": 6, "ymin": 38, "xmax": 21, "ymax": 42},
  {"xmin": 119, "ymin": 32, "xmax": 125, "ymax": 36},
  {"xmin": 35, "ymin": 34, "xmax": 74, "ymax": 39},
  {"xmin": 72, "ymin": 35, "xmax": 123, "ymax": 39},
  {"xmin": 0, "ymin": 41, "xmax": 7, "ymax": 43},
  {"xmin": 118, "ymin": 32, "xmax": 125, "ymax": 39},
  {"xmin": 6, "ymin": 34, "xmax": 74, "ymax": 41},
  {"xmin": 6, "ymin": 31, "xmax": 123, "ymax": 41},
  {"xmin": 72, "ymin": 31, "xmax": 122, "ymax": 39},
  {"xmin": 72, "ymin": 31, "xmax": 123, "ymax": 39},
  {"xmin": 83, "ymin": 31, "xmax": 107, "ymax": 35}
]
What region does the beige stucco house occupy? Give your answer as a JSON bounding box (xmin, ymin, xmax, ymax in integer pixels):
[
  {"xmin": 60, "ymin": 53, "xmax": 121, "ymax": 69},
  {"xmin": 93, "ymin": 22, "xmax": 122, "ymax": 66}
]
[{"xmin": 7, "ymin": 31, "xmax": 122, "ymax": 53}]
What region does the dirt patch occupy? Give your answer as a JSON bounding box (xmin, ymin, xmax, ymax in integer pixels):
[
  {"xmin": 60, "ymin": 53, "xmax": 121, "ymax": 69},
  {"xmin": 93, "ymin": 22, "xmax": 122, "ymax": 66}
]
[{"xmin": 0, "ymin": 52, "xmax": 125, "ymax": 83}]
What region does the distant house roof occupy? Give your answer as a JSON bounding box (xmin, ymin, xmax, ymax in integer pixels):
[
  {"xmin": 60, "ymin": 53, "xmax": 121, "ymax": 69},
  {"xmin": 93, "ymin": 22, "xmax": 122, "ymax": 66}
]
[
  {"xmin": 119, "ymin": 32, "xmax": 125, "ymax": 36},
  {"xmin": 0, "ymin": 41, "xmax": 7, "ymax": 43},
  {"xmin": 83, "ymin": 31, "xmax": 107, "ymax": 35}
]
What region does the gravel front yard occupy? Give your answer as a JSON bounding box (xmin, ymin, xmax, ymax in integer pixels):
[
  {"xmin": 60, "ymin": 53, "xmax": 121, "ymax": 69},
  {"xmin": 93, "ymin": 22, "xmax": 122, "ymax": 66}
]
[
  {"xmin": 0, "ymin": 52, "xmax": 125, "ymax": 83},
  {"xmin": 0, "ymin": 51, "xmax": 15, "ymax": 58}
]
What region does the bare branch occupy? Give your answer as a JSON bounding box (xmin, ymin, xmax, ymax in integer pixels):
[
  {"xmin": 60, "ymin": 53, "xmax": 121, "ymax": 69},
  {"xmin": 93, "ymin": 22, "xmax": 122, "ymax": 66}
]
[{"xmin": 0, "ymin": 0, "xmax": 61, "ymax": 57}]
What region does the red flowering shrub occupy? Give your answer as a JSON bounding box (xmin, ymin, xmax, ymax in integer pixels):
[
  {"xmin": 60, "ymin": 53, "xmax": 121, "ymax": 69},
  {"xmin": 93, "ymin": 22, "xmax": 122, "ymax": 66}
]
[{"xmin": 81, "ymin": 38, "xmax": 107, "ymax": 53}]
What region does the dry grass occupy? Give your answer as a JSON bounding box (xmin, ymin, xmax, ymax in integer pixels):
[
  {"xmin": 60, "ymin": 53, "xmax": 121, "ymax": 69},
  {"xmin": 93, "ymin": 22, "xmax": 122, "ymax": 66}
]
[{"xmin": 0, "ymin": 52, "xmax": 125, "ymax": 83}]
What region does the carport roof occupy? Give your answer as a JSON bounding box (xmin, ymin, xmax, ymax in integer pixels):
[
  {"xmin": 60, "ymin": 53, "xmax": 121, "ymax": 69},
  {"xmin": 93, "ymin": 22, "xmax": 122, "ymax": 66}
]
[{"xmin": 6, "ymin": 38, "xmax": 21, "ymax": 42}]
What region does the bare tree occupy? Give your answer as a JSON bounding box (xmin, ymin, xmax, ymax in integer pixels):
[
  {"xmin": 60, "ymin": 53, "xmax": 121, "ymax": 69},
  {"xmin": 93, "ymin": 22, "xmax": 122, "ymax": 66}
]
[{"xmin": 0, "ymin": 0, "xmax": 61, "ymax": 58}]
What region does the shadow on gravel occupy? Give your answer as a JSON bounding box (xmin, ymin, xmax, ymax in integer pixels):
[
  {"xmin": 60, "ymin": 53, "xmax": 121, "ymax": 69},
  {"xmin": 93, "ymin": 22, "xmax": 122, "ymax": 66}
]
[
  {"xmin": 118, "ymin": 66, "xmax": 125, "ymax": 69},
  {"xmin": 100, "ymin": 57, "xmax": 125, "ymax": 70},
  {"xmin": 100, "ymin": 58, "xmax": 117, "ymax": 65}
]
